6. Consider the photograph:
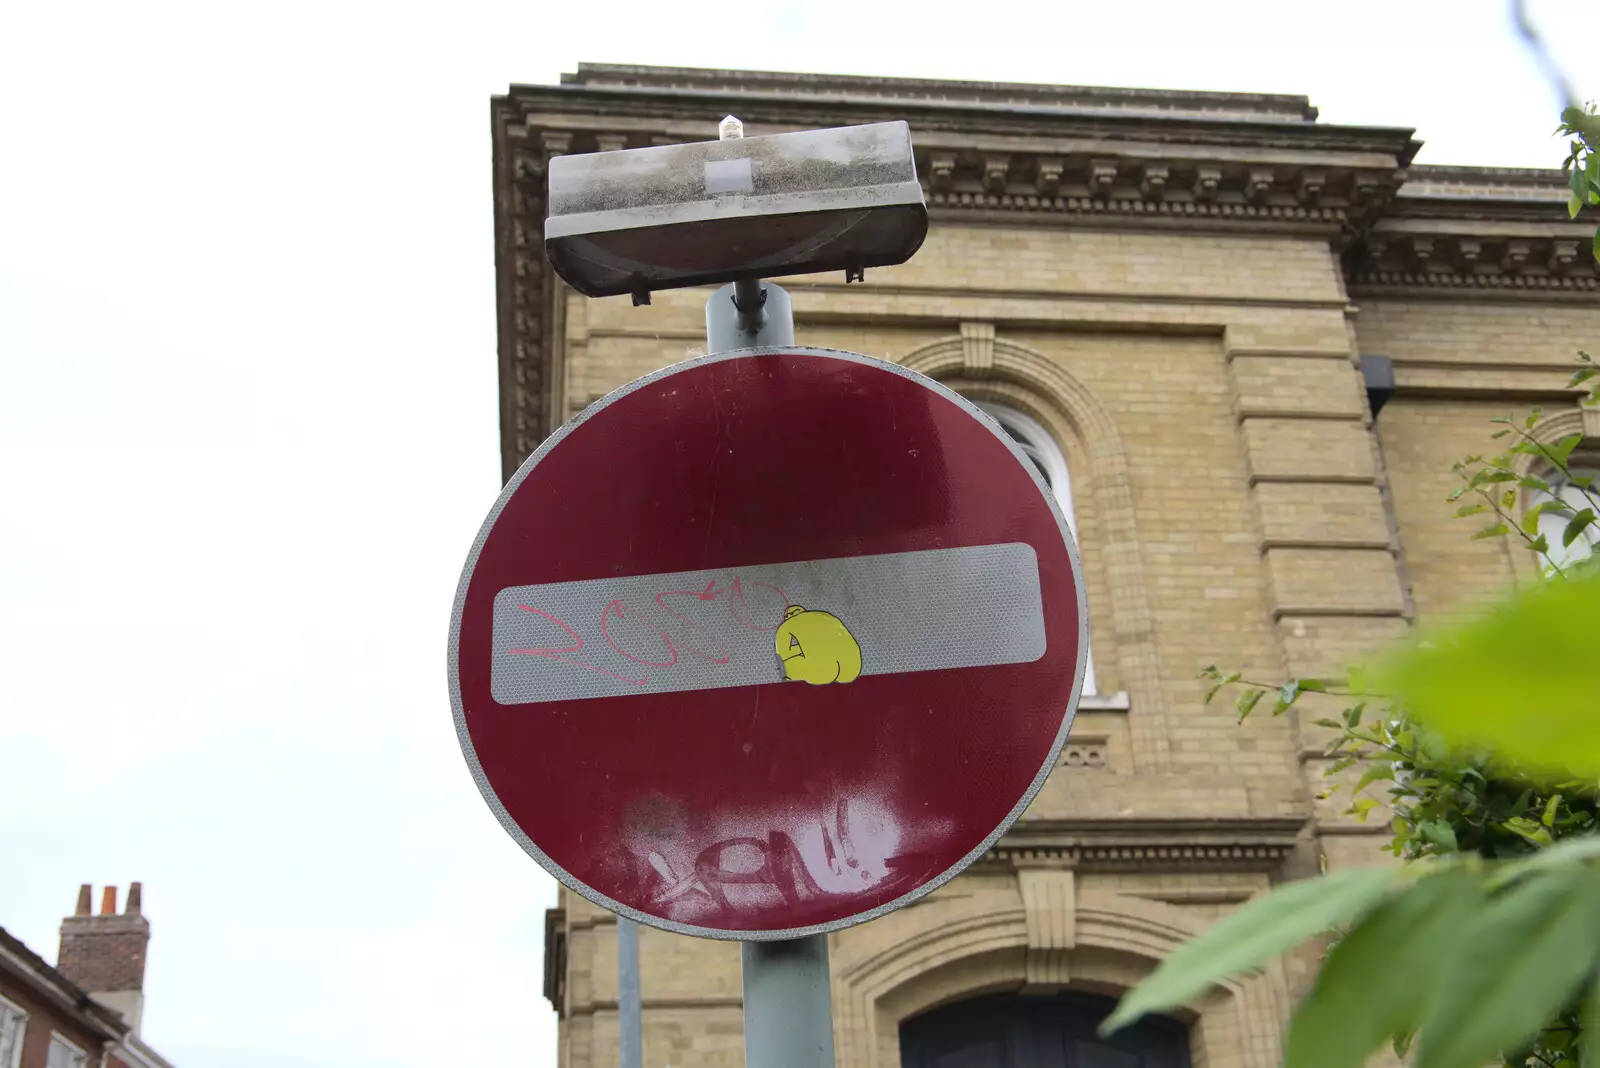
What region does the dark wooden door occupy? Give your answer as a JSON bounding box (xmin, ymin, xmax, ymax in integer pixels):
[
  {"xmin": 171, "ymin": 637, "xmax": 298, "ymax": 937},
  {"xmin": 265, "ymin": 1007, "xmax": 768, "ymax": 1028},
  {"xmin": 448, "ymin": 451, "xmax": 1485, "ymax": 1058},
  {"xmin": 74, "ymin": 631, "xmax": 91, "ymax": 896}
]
[{"xmin": 900, "ymin": 992, "xmax": 1191, "ymax": 1068}]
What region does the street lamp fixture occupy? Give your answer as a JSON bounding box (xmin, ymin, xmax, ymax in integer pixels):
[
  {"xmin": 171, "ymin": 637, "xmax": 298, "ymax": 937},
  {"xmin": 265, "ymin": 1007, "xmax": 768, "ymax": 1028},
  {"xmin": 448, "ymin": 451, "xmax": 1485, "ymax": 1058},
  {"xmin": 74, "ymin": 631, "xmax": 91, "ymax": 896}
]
[{"xmin": 544, "ymin": 120, "xmax": 928, "ymax": 306}]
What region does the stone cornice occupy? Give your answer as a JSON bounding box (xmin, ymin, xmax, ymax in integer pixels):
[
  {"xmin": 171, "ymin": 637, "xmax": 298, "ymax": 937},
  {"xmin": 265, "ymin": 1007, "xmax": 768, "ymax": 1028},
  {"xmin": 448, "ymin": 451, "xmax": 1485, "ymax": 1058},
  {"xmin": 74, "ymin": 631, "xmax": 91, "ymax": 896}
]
[
  {"xmin": 1344, "ymin": 164, "xmax": 1600, "ymax": 300},
  {"xmin": 979, "ymin": 817, "xmax": 1304, "ymax": 872},
  {"xmin": 564, "ymin": 62, "xmax": 1322, "ymax": 122}
]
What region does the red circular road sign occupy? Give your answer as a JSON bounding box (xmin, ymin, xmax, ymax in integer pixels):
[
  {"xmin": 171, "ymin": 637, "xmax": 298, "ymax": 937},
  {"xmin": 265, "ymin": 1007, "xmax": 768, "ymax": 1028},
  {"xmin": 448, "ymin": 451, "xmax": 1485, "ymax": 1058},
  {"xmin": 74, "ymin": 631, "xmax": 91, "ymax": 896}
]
[{"xmin": 449, "ymin": 347, "xmax": 1086, "ymax": 939}]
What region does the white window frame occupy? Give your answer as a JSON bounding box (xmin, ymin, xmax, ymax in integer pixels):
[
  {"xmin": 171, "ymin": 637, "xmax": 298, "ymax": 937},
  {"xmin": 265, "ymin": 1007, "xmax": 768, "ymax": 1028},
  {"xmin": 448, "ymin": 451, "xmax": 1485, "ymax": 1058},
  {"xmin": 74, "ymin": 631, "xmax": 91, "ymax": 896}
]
[
  {"xmin": 47, "ymin": 1032, "xmax": 88, "ymax": 1068},
  {"xmin": 972, "ymin": 400, "xmax": 1097, "ymax": 695},
  {"xmin": 0, "ymin": 995, "xmax": 27, "ymax": 1068}
]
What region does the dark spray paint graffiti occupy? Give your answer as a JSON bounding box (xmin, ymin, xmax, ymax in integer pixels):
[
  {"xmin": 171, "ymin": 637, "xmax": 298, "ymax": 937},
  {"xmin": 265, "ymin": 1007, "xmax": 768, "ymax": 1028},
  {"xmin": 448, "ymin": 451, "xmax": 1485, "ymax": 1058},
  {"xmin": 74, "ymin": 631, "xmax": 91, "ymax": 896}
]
[{"xmin": 617, "ymin": 797, "xmax": 936, "ymax": 926}]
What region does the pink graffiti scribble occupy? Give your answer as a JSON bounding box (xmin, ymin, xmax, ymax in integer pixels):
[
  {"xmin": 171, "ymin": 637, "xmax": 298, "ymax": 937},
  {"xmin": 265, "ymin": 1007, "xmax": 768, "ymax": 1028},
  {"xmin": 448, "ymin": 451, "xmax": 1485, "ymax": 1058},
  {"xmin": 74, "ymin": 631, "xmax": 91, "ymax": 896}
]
[
  {"xmin": 600, "ymin": 600, "xmax": 678, "ymax": 668},
  {"xmin": 509, "ymin": 605, "xmax": 647, "ymax": 687},
  {"xmin": 653, "ymin": 590, "xmax": 732, "ymax": 664},
  {"xmin": 513, "ymin": 573, "xmax": 792, "ymax": 687}
]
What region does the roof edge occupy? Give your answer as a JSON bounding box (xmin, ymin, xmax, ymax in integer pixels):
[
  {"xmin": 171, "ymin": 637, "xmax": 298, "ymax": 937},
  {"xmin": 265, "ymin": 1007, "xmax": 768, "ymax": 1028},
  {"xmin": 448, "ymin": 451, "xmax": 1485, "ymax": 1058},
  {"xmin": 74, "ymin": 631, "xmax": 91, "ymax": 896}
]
[{"xmin": 561, "ymin": 61, "xmax": 1321, "ymax": 121}]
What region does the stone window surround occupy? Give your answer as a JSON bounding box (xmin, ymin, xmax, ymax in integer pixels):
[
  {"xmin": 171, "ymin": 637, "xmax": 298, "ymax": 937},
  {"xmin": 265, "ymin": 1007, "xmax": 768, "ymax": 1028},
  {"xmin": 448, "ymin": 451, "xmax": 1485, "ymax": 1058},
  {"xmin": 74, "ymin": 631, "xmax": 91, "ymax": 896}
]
[
  {"xmin": 902, "ymin": 328, "xmax": 1152, "ymax": 752},
  {"xmin": 970, "ymin": 397, "xmax": 1100, "ymax": 698}
]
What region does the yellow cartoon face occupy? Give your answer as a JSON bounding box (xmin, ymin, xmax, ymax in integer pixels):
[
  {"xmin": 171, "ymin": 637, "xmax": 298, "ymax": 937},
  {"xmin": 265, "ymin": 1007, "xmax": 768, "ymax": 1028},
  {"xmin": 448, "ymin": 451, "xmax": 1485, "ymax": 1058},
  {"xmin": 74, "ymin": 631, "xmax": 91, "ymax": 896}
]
[{"xmin": 774, "ymin": 605, "xmax": 863, "ymax": 685}]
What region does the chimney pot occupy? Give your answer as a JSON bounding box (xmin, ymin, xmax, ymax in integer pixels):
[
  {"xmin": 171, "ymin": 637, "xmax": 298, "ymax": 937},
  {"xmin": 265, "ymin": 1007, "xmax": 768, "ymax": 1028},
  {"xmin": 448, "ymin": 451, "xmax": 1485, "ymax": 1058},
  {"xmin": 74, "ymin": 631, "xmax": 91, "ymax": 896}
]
[
  {"xmin": 60, "ymin": 883, "xmax": 152, "ymax": 1036},
  {"xmin": 75, "ymin": 885, "xmax": 92, "ymax": 916}
]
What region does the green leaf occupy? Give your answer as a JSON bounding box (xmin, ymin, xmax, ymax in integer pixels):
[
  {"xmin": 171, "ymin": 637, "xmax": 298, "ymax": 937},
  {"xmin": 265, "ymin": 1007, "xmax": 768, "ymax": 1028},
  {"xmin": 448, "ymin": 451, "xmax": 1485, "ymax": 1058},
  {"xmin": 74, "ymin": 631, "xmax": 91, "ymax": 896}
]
[
  {"xmin": 1565, "ymin": 509, "xmax": 1597, "ymax": 548},
  {"xmin": 1504, "ymin": 816, "xmax": 1555, "ymax": 847},
  {"xmin": 1543, "ymin": 793, "xmax": 1564, "ymax": 828},
  {"xmin": 1472, "ymin": 523, "xmax": 1510, "ymax": 540},
  {"xmin": 1571, "ymin": 194, "xmax": 1585, "ymax": 219},
  {"xmin": 1419, "ymin": 821, "xmax": 1459, "ymax": 852},
  {"xmin": 1519, "ymin": 474, "xmax": 1552, "ymax": 494},
  {"xmin": 1529, "ymin": 533, "xmax": 1550, "ymax": 556},
  {"xmin": 1285, "ymin": 869, "xmax": 1484, "ymax": 1068},
  {"xmin": 1350, "ymin": 764, "xmax": 1388, "ymax": 796},
  {"xmin": 1349, "ymin": 797, "xmax": 1380, "ymax": 821},
  {"xmin": 1414, "ymin": 868, "xmax": 1600, "ymax": 1068},
  {"xmin": 1487, "ymin": 834, "xmax": 1600, "ymax": 891},
  {"xmin": 1581, "ymin": 975, "xmax": 1599, "ymax": 1068},
  {"xmin": 1099, "ymin": 865, "xmax": 1402, "ymax": 1037},
  {"xmin": 1570, "ymin": 365, "xmax": 1600, "ymax": 388},
  {"xmin": 1372, "ymin": 573, "xmax": 1600, "ymax": 779},
  {"xmin": 1553, "ymin": 433, "xmax": 1584, "ymax": 467},
  {"xmin": 1236, "ymin": 688, "xmax": 1264, "ymax": 720},
  {"xmin": 1593, "ymin": 227, "xmax": 1600, "ymax": 265}
]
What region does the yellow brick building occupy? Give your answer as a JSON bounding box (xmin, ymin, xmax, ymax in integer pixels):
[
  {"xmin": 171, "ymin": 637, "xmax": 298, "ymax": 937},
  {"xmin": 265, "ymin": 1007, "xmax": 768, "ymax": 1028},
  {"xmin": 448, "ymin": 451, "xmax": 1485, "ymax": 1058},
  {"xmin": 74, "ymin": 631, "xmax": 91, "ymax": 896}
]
[{"xmin": 489, "ymin": 64, "xmax": 1600, "ymax": 1067}]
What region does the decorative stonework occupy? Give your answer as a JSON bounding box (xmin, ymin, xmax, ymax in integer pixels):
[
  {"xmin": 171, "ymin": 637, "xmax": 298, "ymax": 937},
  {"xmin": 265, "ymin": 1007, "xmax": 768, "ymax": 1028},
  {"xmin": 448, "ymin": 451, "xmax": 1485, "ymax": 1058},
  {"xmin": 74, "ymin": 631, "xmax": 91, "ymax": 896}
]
[
  {"xmin": 915, "ymin": 148, "xmax": 1397, "ymax": 236},
  {"xmin": 985, "ymin": 818, "xmax": 1304, "ymax": 872},
  {"xmin": 1016, "ymin": 868, "xmax": 1075, "ymax": 990},
  {"xmin": 831, "ymin": 887, "xmax": 1287, "ymax": 1068},
  {"xmin": 1345, "ymin": 165, "xmax": 1600, "ymax": 300},
  {"xmin": 984, "ymin": 842, "xmax": 1297, "ymax": 871},
  {"xmin": 1058, "ymin": 738, "xmax": 1108, "ymax": 769}
]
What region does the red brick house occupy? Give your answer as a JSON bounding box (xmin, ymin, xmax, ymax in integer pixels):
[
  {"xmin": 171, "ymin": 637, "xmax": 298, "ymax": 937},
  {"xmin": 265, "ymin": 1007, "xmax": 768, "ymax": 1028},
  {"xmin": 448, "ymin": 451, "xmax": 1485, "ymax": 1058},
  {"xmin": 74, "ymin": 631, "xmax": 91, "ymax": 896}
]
[{"xmin": 0, "ymin": 886, "xmax": 173, "ymax": 1068}]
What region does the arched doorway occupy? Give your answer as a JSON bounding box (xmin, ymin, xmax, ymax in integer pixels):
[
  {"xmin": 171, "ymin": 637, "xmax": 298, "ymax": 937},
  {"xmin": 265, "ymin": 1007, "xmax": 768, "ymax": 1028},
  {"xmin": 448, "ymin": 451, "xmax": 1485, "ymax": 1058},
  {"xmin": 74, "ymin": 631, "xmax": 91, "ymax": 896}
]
[{"xmin": 900, "ymin": 992, "xmax": 1191, "ymax": 1068}]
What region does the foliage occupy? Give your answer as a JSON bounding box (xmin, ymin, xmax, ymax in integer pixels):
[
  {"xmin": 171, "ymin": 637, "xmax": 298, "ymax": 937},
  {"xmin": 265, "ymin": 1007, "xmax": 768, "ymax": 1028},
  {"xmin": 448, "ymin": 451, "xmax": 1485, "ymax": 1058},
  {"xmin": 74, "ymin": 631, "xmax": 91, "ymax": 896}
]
[
  {"xmin": 1104, "ymin": 360, "xmax": 1600, "ymax": 1066},
  {"xmin": 1448, "ymin": 399, "xmax": 1600, "ymax": 582},
  {"xmin": 1558, "ymin": 103, "xmax": 1600, "ymax": 261}
]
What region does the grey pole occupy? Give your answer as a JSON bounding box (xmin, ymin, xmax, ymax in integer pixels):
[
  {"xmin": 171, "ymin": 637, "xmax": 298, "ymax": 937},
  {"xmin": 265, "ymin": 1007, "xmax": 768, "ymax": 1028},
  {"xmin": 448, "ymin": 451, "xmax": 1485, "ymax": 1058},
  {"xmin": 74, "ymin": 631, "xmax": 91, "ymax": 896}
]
[
  {"xmin": 741, "ymin": 937, "xmax": 837, "ymax": 1068},
  {"xmin": 618, "ymin": 917, "xmax": 642, "ymax": 1068},
  {"xmin": 709, "ymin": 112, "xmax": 834, "ymax": 1067},
  {"xmin": 706, "ymin": 279, "xmax": 794, "ymax": 353},
  {"xmin": 705, "ymin": 266, "xmax": 836, "ymax": 1067}
]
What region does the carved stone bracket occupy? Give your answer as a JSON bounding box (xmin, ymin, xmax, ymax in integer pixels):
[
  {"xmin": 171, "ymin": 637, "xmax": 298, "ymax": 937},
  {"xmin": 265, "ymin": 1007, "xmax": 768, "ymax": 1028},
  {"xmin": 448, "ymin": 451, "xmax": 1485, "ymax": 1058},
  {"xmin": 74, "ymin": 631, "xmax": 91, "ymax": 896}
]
[
  {"xmin": 1036, "ymin": 156, "xmax": 1064, "ymax": 195},
  {"xmin": 958, "ymin": 321, "xmax": 996, "ymax": 378},
  {"xmin": 1016, "ymin": 868, "xmax": 1075, "ymax": 991},
  {"xmin": 983, "ymin": 154, "xmax": 1011, "ymax": 193},
  {"xmin": 1088, "ymin": 159, "xmax": 1118, "ymax": 201},
  {"xmin": 1245, "ymin": 168, "xmax": 1274, "ymax": 204},
  {"xmin": 1138, "ymin": 164, "xmax": 1168, "ymax": 200}
]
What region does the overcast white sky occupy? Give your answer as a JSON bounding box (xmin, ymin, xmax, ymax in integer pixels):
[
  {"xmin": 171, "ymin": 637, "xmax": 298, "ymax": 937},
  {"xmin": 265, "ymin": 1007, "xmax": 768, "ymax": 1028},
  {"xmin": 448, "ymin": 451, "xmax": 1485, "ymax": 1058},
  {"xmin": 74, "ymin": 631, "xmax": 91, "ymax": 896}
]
[{"xmin": 0, "ymin": 1, "xmax": 1595, "ymax": 1065}]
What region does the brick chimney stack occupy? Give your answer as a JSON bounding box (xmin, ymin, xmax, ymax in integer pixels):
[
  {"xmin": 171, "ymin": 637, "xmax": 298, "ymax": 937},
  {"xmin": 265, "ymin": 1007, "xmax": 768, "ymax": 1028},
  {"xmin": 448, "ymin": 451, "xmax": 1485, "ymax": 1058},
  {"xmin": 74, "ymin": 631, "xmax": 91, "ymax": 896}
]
[{"xmin": 58, "ymin": 882, "xmax": 151, "ymax": 1035}]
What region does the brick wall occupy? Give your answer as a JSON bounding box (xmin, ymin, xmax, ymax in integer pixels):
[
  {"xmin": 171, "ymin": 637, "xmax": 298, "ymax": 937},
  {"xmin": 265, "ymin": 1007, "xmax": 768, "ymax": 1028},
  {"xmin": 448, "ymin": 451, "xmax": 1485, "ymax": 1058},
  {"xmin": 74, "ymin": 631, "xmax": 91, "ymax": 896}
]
[{"xmin": 539, "ymin": 175, "xmax": 1600, "ymax": 1068}]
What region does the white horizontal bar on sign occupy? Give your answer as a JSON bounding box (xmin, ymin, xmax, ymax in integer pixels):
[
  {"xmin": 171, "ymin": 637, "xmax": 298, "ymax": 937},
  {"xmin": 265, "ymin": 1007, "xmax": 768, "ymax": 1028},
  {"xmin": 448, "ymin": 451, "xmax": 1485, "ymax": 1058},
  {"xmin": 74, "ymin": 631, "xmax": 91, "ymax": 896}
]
[{"xmin": 490, "ymin": 543, "xmax": 1046, "ymax": 705}]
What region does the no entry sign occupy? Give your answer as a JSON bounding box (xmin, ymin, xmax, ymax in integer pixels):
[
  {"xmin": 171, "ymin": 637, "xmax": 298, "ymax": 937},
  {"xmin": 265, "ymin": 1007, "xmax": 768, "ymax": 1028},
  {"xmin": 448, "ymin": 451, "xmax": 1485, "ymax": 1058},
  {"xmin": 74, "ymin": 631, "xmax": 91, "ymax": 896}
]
[{"xmin": 449, "ymin": 347, "xmax": 1086, "ymax": 940}]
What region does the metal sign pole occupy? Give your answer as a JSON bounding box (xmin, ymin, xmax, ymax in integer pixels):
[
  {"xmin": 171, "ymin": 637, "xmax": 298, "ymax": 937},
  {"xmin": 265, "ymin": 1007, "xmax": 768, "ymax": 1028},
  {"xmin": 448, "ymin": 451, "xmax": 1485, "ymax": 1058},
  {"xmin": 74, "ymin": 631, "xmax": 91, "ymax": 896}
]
[
  {"xmin": 618, "ymin": 917, "xmax": 642, "ymax": 1068},
  {"xmin": 742, "ymin": 937, "xmax": 836, "ymax": 1068},
  {"xmin": 704, "ymin": 280, "xmax": 836, "ymax": 1067}
]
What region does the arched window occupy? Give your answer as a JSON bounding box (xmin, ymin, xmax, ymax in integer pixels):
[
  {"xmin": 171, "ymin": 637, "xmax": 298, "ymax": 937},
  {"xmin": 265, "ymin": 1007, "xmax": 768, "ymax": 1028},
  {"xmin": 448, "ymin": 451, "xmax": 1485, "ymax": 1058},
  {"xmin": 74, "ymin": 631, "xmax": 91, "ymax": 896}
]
[
  {"xmin": 973, "ymin": 401, "xmax": 1096, "ymax": 696},
  {"xmin": 901, "ymin": 991, "xmax": 1191, "ymax": 1068},
  {"xmin": 1531, "ymin": 467, "xmax": 1600, "ymax": 571}
]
